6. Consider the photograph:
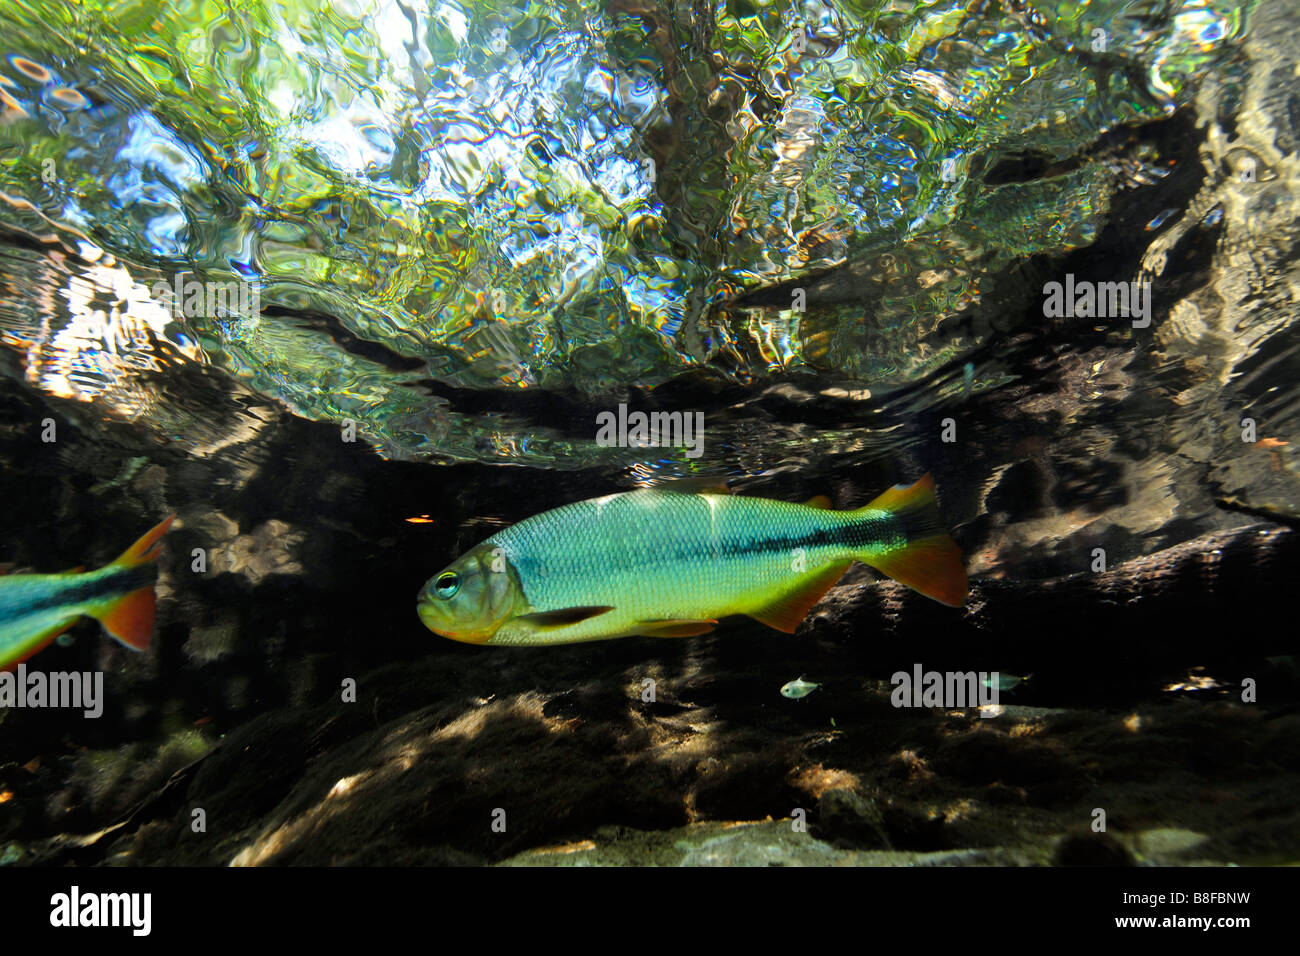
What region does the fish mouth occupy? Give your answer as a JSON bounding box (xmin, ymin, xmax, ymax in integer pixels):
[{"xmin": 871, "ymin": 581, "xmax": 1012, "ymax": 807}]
[
  {"xmin": 416, "ymin": 600, "xmax": 443, "ymax": 633},
  {"xmin": 416, "ymin": 599, "xmax": 495, "ymax": 645}
]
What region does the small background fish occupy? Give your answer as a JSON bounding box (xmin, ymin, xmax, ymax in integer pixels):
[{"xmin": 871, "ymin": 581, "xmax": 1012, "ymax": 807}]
[
  {"xmin": 781, "ymin": 676, "xmax": 820, "ymax": 699},
  {"xmin": 0, "ymin": 516, "xmax": 173, "ymax": 670}
]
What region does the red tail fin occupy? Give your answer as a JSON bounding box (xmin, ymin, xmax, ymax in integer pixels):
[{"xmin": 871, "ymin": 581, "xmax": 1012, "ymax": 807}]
[{"xmin": 858, "ymin": 475, "xmax": 967, "ymax": 607}]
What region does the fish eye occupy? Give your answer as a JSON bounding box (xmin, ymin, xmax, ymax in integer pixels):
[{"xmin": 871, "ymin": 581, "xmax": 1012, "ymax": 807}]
[{"xmin": 434, "ymin": 572, "xmax": 460, "ymax": 599}]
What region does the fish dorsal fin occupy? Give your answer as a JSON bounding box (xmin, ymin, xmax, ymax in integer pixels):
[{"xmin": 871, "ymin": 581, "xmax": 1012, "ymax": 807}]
[
  {"xmin": 748, "ymin": 561, "xmax": 851, "ymax": 633},
  {"xmin": 635, "ymin": 619, "xmax": 717, "ymax": 638},
  {"xmin": 804, "ymin": 495, "xmax": 832, "ymax": 509},
  {"xmin": 863, "ymin": 474, "xmax": 937, "ymax": 513},
  {"xmin": 514, "ymin": 606, "xmax": 615, "ymax": 630},
  {"xmin": 639, "ymin": 476, "xmax": 732, "ymax": 496}
]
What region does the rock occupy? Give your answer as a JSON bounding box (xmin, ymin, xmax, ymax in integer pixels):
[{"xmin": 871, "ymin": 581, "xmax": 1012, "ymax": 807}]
[{"xmin": 815, "ymin": 789, "xmax": 891, "ymax": 850}]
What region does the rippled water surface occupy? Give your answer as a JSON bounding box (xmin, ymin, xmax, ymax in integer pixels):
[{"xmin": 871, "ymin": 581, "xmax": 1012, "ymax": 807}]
[{"xmin": 1, "ymin": 0, "xmax": 1295, "ymax": 568}]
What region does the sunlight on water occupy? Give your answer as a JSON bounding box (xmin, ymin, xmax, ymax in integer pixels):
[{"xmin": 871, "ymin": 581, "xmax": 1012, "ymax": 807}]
[{"xmin": 0, "ymin": 0, "xmax": 1277, "ymax": 476}]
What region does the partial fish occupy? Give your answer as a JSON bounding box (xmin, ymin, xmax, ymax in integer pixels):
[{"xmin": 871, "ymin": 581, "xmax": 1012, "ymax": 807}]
[
  {"xmin": 417, "ymin": 475, "xmax": 965, "ymax": 646},
  {"xmin": 0, "ymin": 516, "xmax": 174, "ymax": 670}
]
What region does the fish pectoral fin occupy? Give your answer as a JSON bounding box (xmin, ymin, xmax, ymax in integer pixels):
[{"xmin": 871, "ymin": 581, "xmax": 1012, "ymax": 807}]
[
  {"xmin": 748, "ymin": 561, "xmax": 851, "ymax": 633},
  {"xmin": 635, "ymin": 619, "xmax": 718, "ymax": 638},
  {"xmin": 513, "ymin": 606, "xmax": 615, "ymax": 630}
]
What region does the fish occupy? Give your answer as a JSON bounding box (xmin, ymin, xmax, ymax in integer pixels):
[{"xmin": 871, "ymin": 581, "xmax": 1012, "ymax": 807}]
[
  {"xmin": 0, "ymin": 516, "xmax": 174, "ymax": 670},
  {"xmin": 417, "ymin": 474, "xmax": 966, "ymax": 646},
  {"xmin": 781, "ymin": 676, "xmax": 820, "ymax": 699},
  {"xmin": 981, "ymin": 672, "xmax": 1031, "ymax": 693}
]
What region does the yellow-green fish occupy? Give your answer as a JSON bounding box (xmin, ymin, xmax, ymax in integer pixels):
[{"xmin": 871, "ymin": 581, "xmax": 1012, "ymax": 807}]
[
  {"xmin": 0, "ymin": 516, "xmax": 173, "ymax": 670},
  {"xmin": 417, "ymin": 474, "xmax": 966, "ymax": 646}
]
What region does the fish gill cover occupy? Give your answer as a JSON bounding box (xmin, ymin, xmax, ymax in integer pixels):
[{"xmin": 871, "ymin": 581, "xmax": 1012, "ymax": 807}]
[{"xmin": 0, "ymin": 0, "xmax": 1263, "ymax": 471}]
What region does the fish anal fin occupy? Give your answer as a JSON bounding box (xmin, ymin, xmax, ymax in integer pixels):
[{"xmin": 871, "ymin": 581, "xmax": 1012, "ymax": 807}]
[
  {"xmin": 90, "ymin": 586, "xmax": 156, "ymax": 651},
  {"xmin": 2, "ymin": 619, "xmax": 77, "ymax": 671},
  {"xmin": 515, "ymin": 606, "xmax": 615, "ymax": 630},
  {"xmin": 748, "ymin": 561, "xmax": 851, "ymax": 633},
  {"xmin": 636, "ymin": 619, "xmax": 717, "ymax": 638}
]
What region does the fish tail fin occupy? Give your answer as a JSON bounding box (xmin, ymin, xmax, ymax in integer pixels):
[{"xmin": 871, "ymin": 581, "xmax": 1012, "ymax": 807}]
[
  {"xmin": 87, "ymin": 514, "xmax": 175, "ymax": 651},
  {"xmin": 109, "ymin": 514, "xmax": 175, "ymax": 570},
  {"xmin": 854, "ymin": 474, "xmax": 967, "ymax": 607}
]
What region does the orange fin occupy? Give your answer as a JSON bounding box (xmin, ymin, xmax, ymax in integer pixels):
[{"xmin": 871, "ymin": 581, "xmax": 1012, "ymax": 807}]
[
  {"xmin": 859, "ymin": 474, "xmax": 967, "ymax": 607},
  {"xmin": 803, "ymin": 494, "xmax": 832, "ymax": 509},
  {"xmin": 109, "ymin": 514, "xmax": 175, "ymax": 569},
  {"xmin": 636, "ymin": 619, "xmax": 717, "ymax": 638},
  {"xmin": 90, "ymin": 586, "xmax": 156, "ymax": 651},
  {"xmin": 748, "ymin": 561, "xmax": 851, "ymax": 633}
]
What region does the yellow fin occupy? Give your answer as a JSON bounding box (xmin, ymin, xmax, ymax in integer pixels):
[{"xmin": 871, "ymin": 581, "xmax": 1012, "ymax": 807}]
[
  {"xmin": 748, "ymin": 561, "xmax": 851, "ymax": 633},
  {"xmin": 110, "ymin": 514, "xmax": 175, "ymax": 569}
]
